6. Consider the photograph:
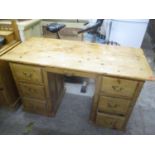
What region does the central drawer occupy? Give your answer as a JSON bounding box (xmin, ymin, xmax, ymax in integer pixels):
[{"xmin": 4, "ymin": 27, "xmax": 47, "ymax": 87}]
[
  {"xmin": 101, "ymin": 76, "xmax": 138, "ymax": 98},
  {"xmin": 19, "ymin": 83, "xmax": 46, "ymax": 100},
  {"xmin": 96, "ymin": 112, "xmax": 125, "ymax": 129},
  {"xmin": 98, "ymin": 96, "xmax": 131, "ymax": 115},
  {"xmin": 11, "ymin": 63, "xmax": 43, "ymax": 84}
]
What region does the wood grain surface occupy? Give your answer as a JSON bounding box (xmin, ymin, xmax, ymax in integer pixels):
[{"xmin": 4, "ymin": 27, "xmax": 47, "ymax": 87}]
[{"xmin": 0, "ymin": 37, "xmax": 154, "ymax": 80}]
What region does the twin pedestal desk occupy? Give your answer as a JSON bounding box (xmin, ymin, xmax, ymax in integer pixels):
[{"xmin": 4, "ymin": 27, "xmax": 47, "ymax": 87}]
[{"xmin": 0, "ymin": 37, "xmax": 154, "ymax": 130}]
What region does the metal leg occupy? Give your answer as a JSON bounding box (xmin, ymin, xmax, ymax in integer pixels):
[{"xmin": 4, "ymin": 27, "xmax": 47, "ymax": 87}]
[
  {"xmin": 80, "ymin": 81, "xmax": 88, "ymax": 93},
  {"xmin": 56, "ymin": 32, "xmax": 61, "ymax": 39},
  {"xmin": 92, "ymin": 34, "xmax": 97, "ymax": 43}
]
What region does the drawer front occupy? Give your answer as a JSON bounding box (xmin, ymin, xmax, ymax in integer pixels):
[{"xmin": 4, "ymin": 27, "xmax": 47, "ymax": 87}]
[
  {"xmin": 96, "ymin": 112, "xmax": 125, "ymax": 129},
  {"xmin": 19, "ymin": 83, "xmax": 46, "ymax": 100},
  {"xmin": 23, "ymin": 98, "xmax": 47, "ymax": 115},
  {"xmin": 98, "ymin": 96, "xmax": 131, "ymax": 115},
  {"xmin": 101, "ymin": 76, "xmax": 138, "ymax": 98},
  {"xmin": 11, "ymin": 63, "xmax": 43, "ymax": 84}
]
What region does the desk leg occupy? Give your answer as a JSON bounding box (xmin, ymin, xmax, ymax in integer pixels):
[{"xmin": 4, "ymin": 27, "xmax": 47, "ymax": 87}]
[
  {"xmin": 42, "ymin": 69, "xmax": 52, "ymax": 116},
  {"xmin": 90, "ymin": 75, "xmax": 102, "ymax": 122},
  {"xmin": 122, "ymin": 81, "xmax": 144, "ymax": 130},
  {"xmin": 43, "ymin": 68, "xmax": 65, "ymax": 117}
]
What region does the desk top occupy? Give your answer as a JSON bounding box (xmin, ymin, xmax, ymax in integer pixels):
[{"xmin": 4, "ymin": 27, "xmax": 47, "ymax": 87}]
[
  {"xmin": 0, "ymin": 30, "xmax": 13, "ymax": 36},
  {"xmin": 0, "ymin": 37, "xmax": 154, "ymax": 81}
]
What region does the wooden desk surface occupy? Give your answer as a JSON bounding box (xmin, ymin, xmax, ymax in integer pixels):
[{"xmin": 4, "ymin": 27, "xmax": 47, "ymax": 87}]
[
  {"xmin": 0, "ymin": 37, "xmax": 154, "ymax": 81},
  {"xmin": 0, "ymin": 30, "xmax": 13, "ymax": 36}
]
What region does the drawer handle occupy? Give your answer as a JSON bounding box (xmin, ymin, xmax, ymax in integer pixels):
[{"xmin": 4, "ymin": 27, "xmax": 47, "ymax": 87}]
[
  {"xmin": 23, "ymin": 72, "xmax": 33, "ymax": 79},
  {"xmin": 107, "ymin": 102, "xmax": 118, "ymax": 108},
  {"xmin": 112, "ymin": 85, "xmax": 123, "ymax": 92},
  {"xmin": 23, "ymin": 87, "xmax": 36, "ymax": 94},
  {"xmin": 104, "ymin": 119, "xmax": 114, "ymax": 126}
]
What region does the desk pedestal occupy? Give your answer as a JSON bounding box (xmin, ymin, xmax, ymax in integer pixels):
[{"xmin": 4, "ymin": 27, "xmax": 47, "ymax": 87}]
[{"xmin": 10, "ymin": 62, "xmax": 144, "ymax": 130}]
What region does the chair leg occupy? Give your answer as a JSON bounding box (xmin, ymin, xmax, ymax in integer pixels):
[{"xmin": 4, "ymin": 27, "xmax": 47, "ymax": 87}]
[
  {"xmin": 56, "ymin": 32, "xmax": 61, "ymax": 39},
  {"xmin": 92, "ymin": 34, "xmax": 97, "ymax": 43},
  {"xmin": 80, "ymin": 81, "xmax": 88, "ymax": 93}
]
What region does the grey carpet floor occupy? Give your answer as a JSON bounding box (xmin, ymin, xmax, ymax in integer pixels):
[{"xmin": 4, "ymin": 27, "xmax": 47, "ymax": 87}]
[
  {"xmin": 0, "ymin": 88, "xmax": 155, "ymax": 135},
  {"xmin": 0, "ymin": 93, "xmax": 122, "ymax": 135}
]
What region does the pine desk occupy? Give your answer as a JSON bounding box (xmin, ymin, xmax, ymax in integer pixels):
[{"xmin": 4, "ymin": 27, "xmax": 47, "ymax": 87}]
[{"xmin": 0, "ymin": 37, "xmax": 154, "ymax": 130}]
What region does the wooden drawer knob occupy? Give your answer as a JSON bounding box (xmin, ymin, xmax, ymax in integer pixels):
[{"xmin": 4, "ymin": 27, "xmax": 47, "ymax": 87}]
[
  {"xmin": 23, "ymin": 72, "xmax": 33, "ymax": 78},
  {"xmin": 107, "ymin": 102, "xmax": 118, "ymax": 108},
  {"xmin": 112, "ymin": 85, "xmax": 123, "ymax": 92}
]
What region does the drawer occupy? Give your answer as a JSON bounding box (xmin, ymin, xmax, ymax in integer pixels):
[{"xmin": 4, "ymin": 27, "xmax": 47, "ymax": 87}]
[
  {"xmin": 23, "ymin": 98, "xmax": 47, "ymax": 115},
  {"xmin": 19, "ymin": 83, "xmax": 46, "ymax": 100},
  {"xmin": 11, "ymin": 63, "xmax": 43, "ymax": 84},
  {"xmin": 98, "ymin": 96, "xmax": 131, "ymax": 115},
  {"xmin": 96, "ymin": 112, "xmax": 125, "ymax": 129},
  {"xmin": 101, "ymin": 76, "xmax": 138, "ymax": 98}
]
